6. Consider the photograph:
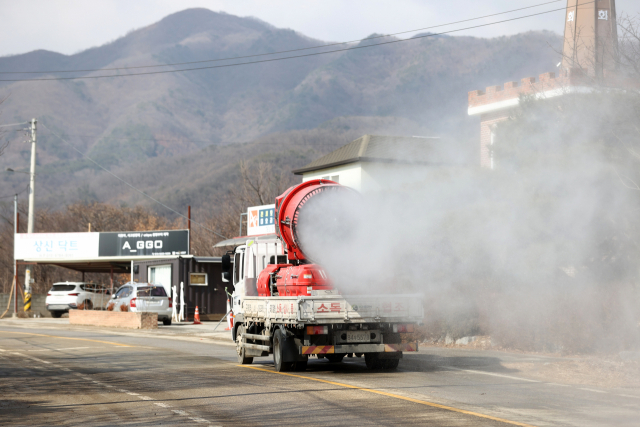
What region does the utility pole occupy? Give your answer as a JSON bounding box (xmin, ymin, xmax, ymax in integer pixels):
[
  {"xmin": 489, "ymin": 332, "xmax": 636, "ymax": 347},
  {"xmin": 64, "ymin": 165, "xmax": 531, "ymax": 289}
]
[
  {"xmin": 23, "ymin": 118, "xmax": 36, "ymax": 302},
  {"xmin": 12, "ymin": 194, "xmax": 18, "ymax": 318}
]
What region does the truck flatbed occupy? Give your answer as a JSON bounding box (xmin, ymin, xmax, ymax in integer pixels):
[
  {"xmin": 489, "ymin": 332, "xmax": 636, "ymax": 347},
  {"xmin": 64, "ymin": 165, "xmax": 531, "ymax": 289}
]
[{"xmin": 241, "ymin": 292, "xmax": 424, "ymax": 325}]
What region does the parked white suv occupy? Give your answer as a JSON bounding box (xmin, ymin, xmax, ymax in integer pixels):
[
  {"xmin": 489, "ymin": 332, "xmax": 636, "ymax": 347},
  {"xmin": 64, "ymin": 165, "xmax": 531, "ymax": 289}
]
[
  {"xmin": 108, "ymin": 282, "xmax": 173, "ymax": 325},
  {"xmin": 45, "ymin": 282, "xmax": 111, "ymax": 318}
]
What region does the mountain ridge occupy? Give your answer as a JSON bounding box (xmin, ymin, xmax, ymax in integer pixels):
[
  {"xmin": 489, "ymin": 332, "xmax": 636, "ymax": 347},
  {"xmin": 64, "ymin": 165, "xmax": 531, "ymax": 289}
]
[{"xmin": 0, "ymin": 9, "xmax": 562, "ymax": 212}]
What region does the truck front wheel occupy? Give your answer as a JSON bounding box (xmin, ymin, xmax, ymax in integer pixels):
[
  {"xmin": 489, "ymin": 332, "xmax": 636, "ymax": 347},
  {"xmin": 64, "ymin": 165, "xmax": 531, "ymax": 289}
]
[
  {"xmin": 236, "ymin": 325, "xmax": 253, "ymax": 365},
  {"xmin": 273, "ymin": 329, "xmax": 293, "ymax": 372}
]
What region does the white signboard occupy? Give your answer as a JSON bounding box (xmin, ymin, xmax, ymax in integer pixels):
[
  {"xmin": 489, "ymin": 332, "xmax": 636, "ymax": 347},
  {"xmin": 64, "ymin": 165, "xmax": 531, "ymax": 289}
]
[
  {"xmin": 15, "ymin": 232, "xmax": 99, "ymax": 260},
  {"xmin": 247, "ymin": 204, "xmax": 276, "ymax": 236}
]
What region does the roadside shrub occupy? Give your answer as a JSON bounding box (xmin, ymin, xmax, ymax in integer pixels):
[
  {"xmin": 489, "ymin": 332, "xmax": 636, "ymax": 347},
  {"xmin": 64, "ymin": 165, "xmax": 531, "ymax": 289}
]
[
  {"xmin": 119, "ymin": 303, "xmax": 129, "ymax": 312},
  {"xmin": 106, "ymin": 302, "xmax": 114, "ymax": 311}
]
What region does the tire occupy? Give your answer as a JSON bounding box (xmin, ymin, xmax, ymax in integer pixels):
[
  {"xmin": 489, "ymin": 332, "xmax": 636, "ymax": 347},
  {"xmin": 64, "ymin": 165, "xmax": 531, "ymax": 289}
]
[
  {"xmin": 382, "ymin": 358, "xmax": 400, "ymax": 370},
  {"xmin": 236, "ymin": 325, "xmax": 253, "ymax": 365},
  {"xmin": 326, "ymin": 354, "xmax": 345, "ymax": 363},
  {"xmin": 365, "ymin": 353, "xmax": 384, "ymax": 370},
  {"xmin": 294, "ymin": 358, "xmax": 308, "ymax": 371},
  {"xmin": 273, "ymin": 329, "xmax": 293, "ymax": 372},
  {"xmin": 50, "ymin": 311, "xmax": 63, "ymax": 318},
  {"xmin": 162, "ymin": 318, "xmax": 172, "ymax": 326},
  {"xmin": 83, "ymin": 300, "xmax": 93, "ymax": 310}
]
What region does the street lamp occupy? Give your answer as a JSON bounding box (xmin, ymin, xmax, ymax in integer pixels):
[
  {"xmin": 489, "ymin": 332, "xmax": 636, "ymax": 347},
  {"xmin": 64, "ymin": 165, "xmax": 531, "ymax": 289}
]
[{"xmin": 6, "ymin": 168, "xmax": 31, "ymax": 174}]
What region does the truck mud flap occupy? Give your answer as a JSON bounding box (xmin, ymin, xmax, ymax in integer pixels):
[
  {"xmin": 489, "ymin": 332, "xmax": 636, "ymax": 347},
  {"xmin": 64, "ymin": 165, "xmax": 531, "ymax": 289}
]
[
  {"xmin": 301, "ymin": 342, "xmax": 418, "ymax": 355},
  {"xmin": 282, "ymin": 335, "xmax": 307, "ymax": 363}
]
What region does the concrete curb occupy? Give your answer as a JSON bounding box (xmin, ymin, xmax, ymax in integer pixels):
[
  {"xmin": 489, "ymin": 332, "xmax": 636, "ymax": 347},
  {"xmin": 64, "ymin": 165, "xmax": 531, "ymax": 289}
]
[{"xmin": 69, "ymin": 310, "xmax": 158, "ymax": 329}]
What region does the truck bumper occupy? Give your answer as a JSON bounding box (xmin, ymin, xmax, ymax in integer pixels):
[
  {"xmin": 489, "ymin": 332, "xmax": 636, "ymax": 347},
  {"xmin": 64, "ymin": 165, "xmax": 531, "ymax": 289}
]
[{"xmin": 301, "ymin": 342, "xmax": 418, "ymax": 355}]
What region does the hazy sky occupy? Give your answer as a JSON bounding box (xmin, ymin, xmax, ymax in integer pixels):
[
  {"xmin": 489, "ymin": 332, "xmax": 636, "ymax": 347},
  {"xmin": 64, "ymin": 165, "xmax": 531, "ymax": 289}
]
[{"xmin": 1, "ymin": 0, "xmax": 639, "ymax": 57}]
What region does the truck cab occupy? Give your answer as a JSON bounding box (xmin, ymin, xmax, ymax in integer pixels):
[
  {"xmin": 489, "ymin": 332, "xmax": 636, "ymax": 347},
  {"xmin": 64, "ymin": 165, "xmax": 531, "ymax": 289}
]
[{"xmin": 223, "ymin": 237, "xmax": 285, "ymax": 339}]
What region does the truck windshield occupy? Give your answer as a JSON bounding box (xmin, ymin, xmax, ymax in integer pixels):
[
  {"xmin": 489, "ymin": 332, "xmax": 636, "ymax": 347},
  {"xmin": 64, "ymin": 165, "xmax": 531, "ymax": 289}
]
[{"xmin": 137, "ymin": 286, "xmax": 167, "ymax": 297}]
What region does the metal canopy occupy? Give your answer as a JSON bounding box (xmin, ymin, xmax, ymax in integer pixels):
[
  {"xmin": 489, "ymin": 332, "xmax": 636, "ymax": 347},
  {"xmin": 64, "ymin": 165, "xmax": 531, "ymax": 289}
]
[
  {"xmin": 19, "ymin": 255, "xmax": 194, "ymax": 273},
  {"xmin": 18, "ymin": 261, "xmax": 131, "ymax": 274}
]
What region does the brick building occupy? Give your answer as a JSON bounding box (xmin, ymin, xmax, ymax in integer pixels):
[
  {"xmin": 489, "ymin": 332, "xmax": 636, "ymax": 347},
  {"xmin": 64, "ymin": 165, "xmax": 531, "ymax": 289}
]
[{"xmin": 468, "ymin": 0, "xmax": 619, "ymax": 168}]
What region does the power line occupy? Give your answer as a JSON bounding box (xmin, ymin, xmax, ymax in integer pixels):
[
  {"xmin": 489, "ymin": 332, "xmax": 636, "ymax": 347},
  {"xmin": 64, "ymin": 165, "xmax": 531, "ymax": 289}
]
[
  {"xmin": 44, "ymin": 132, "xmax": 221, "ymax": 146},
  {"xmin": 40, "ymin": 130, "xmax": 352, "ymax": 147},
  {"xmin": 0, "ymin": 3, "xmax": 589, "ymax": 83},
  {"xmin": 0, "ymin": 122, "xmax": 28, "ymax": 128},
  {"xmin": 0, "ymin": 0, "xmax": 562, "ymax": 75},
  {"xmin": 0, "ymin": 184, "xmax": 30, "ymax": 200},
  {"xmin": 40, "ymin": 123, "xmax": 228, "ymax": 240}
]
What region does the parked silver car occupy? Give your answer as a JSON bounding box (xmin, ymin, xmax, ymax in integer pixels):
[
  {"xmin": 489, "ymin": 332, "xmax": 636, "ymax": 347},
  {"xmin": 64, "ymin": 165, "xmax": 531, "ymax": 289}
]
[
  {"xmin": 108, "ymin": 282, "xmax": 173, "ymax": 325},
  {"xmin": 45, "ymin": 282, "xmax": 111, "ymax": 318}
]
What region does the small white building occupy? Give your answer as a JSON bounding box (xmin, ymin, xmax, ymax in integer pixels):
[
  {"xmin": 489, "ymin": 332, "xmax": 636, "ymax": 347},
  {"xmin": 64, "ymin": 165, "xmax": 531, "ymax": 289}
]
[{"xmin": 292, "ymin": 134, "xmax": 460, "ymax": 193}]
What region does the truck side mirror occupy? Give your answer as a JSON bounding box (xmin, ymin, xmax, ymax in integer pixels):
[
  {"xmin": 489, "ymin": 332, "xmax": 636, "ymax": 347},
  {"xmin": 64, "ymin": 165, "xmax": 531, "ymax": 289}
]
[
  {"xmin": 222, "ymin": 271, "xmax": 230, "ymax": 283},
  {"xmin": 221, "ymin": 254, "xmax": 231, "ymax": 272}
]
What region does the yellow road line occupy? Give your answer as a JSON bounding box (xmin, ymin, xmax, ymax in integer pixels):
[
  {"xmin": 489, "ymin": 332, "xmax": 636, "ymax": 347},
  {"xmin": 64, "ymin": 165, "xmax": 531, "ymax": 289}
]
[
  {"xmin": 241, "ymin": 365, "xmax": 537, "ymax": 427},
  {"xmin": 0, "ymin": 330, "xmax": 134, "ymax": 347}
]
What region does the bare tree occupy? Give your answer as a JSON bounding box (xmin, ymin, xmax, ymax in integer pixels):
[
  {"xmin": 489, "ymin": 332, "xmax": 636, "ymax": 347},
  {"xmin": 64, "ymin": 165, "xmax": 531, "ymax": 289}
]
[
  {"xmin": 618, "ymin": 13, "xmax": 640, "ymax": 82},
  {"xmin": 237, "ymin": 160, "xmax": 296, "ymax": 207}
]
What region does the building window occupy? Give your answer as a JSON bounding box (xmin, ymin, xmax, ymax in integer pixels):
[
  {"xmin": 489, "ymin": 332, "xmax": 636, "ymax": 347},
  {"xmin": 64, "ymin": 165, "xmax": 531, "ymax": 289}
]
[{"xmin": 190, "ymin": 273, "xmax": 208, "ymax": 286}]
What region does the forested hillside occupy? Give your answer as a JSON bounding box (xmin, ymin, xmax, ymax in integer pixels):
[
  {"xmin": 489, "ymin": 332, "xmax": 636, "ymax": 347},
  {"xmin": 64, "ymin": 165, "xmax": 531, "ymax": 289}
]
[{"xmin": 0, "ymin": 8, "xmax": 562, "ymax": 212}]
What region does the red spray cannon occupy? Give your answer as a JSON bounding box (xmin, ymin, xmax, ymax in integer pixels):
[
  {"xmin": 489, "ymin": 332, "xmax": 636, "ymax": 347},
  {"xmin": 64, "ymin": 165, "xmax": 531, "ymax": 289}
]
[
  {"xmin": 275, "ymin": 179, "xmax": 356, "ymax": 262},
  {"xmin": 256, "ymin": 179, "xmax": 356, "ymax": 297}
]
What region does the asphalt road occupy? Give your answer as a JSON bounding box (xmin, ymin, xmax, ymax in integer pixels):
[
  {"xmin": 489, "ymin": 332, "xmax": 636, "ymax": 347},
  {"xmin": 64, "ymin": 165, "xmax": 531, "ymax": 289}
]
[{"xmin": 1, "ymin": 324, "xmax": 639, "ymax": 426}]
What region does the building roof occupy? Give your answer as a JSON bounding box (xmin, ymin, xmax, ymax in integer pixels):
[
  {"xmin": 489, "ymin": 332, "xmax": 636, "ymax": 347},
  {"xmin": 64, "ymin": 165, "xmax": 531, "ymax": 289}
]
[
  {"xmin": 292, "ymin": 135, "xmax": 444, "ymax": 175},
  {"xmin": 213, "ymin": 234, "xmax": 278, "ymax": 248}
]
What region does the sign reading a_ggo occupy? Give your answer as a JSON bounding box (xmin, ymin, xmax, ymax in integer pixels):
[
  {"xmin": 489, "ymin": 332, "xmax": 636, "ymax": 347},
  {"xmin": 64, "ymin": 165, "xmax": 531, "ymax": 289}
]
[
  {"xmin": 122, "ymin": 240, "xmax": 164, "ymax": 251},
  {"xmin": 99, "ymin": 230, "xmax": 189, "ymax": 257}
]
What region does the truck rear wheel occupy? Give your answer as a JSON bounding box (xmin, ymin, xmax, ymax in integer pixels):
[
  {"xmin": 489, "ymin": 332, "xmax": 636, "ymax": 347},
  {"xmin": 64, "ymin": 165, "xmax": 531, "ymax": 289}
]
[
  {"xmin": 365, "ymin": 353, "xmax": 400, "ymax": 370},
  {"xmin": 273, "ymin": 329, "xmax": 293, "ymax": 372},
  {"xmin": 382, "ymin": 358, "xmax": 399, "ymax": 369},
  {"xmin": 294, "ymin": 358, "xmax": 308, "ymax": 371},
  {"xmin": 365, "ymin": 353, "xmax": 384, "ymax": 369},
  {"xmin": 236, "ymin": 325, "xmax": 253, "ymax": 365},
  {"xmin": 326, "ymin": 354, "xmax": 345, "ymax": 363}
]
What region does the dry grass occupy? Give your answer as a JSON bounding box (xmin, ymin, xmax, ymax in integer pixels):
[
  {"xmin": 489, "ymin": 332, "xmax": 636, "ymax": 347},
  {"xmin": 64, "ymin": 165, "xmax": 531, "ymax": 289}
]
[
  {"xmin": 106, "ymin": 302, "xmax": 115, "ymax": 311},
  {"xmin": 119, "ymin": 303, "xmax": 129, "ymax": 312}
]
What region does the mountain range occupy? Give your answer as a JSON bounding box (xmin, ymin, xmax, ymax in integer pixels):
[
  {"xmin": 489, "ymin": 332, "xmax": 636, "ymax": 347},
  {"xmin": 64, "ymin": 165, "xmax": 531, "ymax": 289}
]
[{"xmin": 0, "ymin": 8, "xmax": 562, "ymax": 214}]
